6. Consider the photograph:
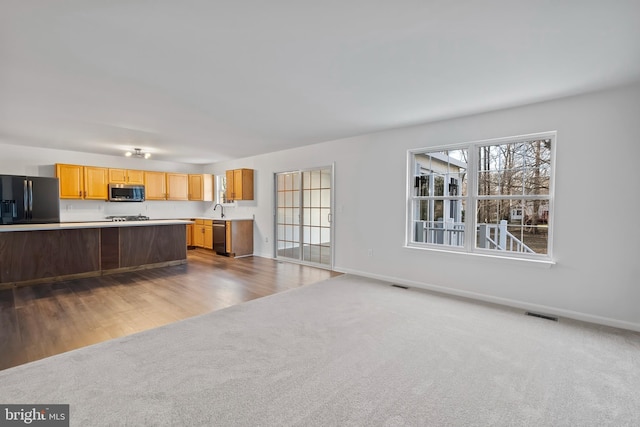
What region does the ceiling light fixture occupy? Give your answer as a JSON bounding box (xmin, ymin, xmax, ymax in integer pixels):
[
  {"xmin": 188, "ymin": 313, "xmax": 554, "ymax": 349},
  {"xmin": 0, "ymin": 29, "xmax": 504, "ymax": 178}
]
[{"xmin": 125, "ymin": 148, "xmax": 151, "ymax": 159}]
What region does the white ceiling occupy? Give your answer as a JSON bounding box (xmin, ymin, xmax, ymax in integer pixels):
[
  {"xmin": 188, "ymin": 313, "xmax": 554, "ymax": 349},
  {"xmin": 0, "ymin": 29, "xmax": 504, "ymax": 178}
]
[{"xmin": 2, "ymin": 1, "xmax": 640, "ymax": 164}]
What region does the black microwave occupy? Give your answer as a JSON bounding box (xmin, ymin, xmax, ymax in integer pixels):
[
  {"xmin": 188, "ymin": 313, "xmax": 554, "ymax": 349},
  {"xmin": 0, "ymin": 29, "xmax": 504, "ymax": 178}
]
[{"xmin": 108, "ymin": 184, "xmax": 145, "ymax": 202}]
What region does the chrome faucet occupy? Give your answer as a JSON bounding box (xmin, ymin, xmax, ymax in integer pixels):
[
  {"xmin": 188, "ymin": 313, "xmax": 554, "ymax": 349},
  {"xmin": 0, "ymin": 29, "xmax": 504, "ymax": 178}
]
[{"xmin": 214, "ymin": 203, "xmax": 225, "ymax": 218}]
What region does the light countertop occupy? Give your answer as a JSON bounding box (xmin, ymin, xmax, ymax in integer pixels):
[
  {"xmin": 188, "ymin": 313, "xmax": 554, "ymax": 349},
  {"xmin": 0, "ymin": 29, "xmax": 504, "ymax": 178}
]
[
  {"xmin": 0, "ymin": 219, "xmax": 192, "ymax": 233},
  {"xmin": 190, "ymin": 217, "xmax": 254, "ymax": 221}
]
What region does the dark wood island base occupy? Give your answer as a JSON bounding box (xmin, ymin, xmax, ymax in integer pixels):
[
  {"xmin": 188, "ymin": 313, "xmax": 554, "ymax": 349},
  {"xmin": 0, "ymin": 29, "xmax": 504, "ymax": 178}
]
[{"xmin": 0, "ymin": 222, "xmax": 188, "ymax": 289}]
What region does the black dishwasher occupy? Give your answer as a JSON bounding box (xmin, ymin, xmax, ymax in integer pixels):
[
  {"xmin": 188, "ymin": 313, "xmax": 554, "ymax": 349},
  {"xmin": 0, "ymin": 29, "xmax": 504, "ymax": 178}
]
[{"xmin": 213, "ymin": 220, "xmax": 227, "ymax": 255}]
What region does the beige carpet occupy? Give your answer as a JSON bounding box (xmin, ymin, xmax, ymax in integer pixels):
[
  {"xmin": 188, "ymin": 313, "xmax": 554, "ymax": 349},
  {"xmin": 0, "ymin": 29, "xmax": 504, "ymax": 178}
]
[{"xmin": 1, "ymin": 274, "xmax": 639, "ymax": 426}]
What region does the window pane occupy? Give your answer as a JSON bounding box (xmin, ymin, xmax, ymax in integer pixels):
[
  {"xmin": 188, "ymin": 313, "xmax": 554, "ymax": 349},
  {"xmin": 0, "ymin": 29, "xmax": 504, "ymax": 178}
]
[
  {"xmin": 479, "ymin": 140, "xmax": 551, "ymax": 197},
  {"xmin": 285, "ymin": 225, "xmax": 294, "ymax": 241},
  {"xmin": 302, "ymin": 208, "xmax": 311, "ymax": 226},
  {"xmin": 475, "ymin": 199, "xmax": 549, "ymax": 255},
  {"xmin": 414, "ymin": 174, "xmax": 431, "ymax": 196},
  {"xmin": 311, "ymin": 171, "xmax": 321, "ymax": 189},
  {"xmin": 522, "ymin": 140, "xmax": 552, "ymax": 168},
  {"xmin": 292, "ymin": 172, "xmax": 300, "ymax": 190},
  {"xmin": 310, "ymin": 227, "xmax": 321, "ymax": 245},
  {"xmin": 522, "ymin": 167, "xmax": 550, "ymax": 196},
  {"xmin": 480, "ymin": 170, "xmax": 529, "ymax": 196},
  {"xmin": 310, "ymin": 208, "xmax": 321, "ymax": 226},
  {"xmin": 310, "ymin": 189, "xmax": 321, "ymax": 208},
  {"xmin": 477, "ymin": 199, "xmax": 510, "ymax": 224},
  {"xmin": 447, "ymin": 173, "xmax": 465, "ymax": 196},
  {"xmin": 302, "ymin": 171, "xmax": 311, "ymax": 189},
  {"xmin": 321, "ymin": 169, "xmax": 331, "ymax": 188},
  {"xmin": 320, "ymin": 227, "xmax": 330, "ymax": 244},
  {"xmin": 416, "ymin": 199, "xmax": 430, "ymax": 221},
  {"xmin": 320, "ymin": 208, "xmax": 330, "ymax": 227},
  {"xmin": 433, "ymin": 200, "xmax": 444, "ymax": 222},
  {"xmin": 433, "ymin": 176, "xmax": 445, "ymax": 196},
  {"xmin": 320, "ymin": 189, "xmax": 331, "ymax": 207}
]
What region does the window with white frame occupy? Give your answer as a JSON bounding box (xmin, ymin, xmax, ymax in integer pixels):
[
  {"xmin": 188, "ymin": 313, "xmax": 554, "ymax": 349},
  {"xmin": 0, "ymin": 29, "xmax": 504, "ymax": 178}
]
[{"xmin": 408, "ymin": 132, "xmax": 554, "ymax": 260}]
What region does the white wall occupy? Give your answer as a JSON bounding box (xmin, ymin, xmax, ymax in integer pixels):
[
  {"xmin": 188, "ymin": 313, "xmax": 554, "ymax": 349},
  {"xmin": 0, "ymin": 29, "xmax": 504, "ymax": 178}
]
[
  {"xmin": 205, "ymin": 82, "xmax": 640, "ymax": 331},
  {"xmin": 0, "ymin": 143, "xmax": 209, "ymax": 221}
]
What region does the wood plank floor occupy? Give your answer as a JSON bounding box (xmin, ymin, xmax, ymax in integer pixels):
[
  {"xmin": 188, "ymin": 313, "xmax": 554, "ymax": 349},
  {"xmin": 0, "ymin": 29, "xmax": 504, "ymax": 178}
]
[{"xmin": 0, "ymin": 249, "xmax": 341, "ymax": 371}]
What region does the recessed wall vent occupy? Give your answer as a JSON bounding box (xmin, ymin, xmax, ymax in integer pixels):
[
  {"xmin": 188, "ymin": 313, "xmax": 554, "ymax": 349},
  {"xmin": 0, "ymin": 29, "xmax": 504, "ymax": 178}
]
[
  {"xmin": 526, "ymin": 311, "xmax": 558, "ymax": 322},
  {"xmin": 391, "ymin": 284, "xmax": 409, "ymax": 290}
]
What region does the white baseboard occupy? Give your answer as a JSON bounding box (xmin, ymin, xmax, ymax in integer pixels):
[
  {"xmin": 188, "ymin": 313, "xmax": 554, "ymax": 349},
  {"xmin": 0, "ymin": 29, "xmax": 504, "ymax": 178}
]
[
  {"xmin": 252, "ymin": 251, "xmax": 274, "ymax": 259},
  {"xmin": 334, "ymin": 267, "xmax": 640, "ymax": 333}
]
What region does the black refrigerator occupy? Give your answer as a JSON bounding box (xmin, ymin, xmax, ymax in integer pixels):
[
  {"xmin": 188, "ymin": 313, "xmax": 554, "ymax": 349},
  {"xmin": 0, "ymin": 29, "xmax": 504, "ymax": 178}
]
[{"xmin": 0, "ymin": 175, "xmax": 60, "ymax": 224}]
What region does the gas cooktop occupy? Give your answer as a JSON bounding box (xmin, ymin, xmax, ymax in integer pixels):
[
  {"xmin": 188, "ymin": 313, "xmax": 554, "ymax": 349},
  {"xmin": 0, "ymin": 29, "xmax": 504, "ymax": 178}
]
[{"xmin": 106, "ymin": 215, "xmax": 150, "ymax": 222}]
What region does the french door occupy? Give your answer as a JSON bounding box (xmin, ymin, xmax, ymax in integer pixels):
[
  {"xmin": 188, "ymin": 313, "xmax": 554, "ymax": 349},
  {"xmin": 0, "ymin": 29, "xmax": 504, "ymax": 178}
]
[{"xmin": 275, "ymin": 166, "xmax": 333, "ymax": 268}]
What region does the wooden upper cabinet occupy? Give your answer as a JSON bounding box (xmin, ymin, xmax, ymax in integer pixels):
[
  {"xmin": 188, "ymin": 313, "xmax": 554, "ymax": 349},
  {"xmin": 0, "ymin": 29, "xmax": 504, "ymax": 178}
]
[
  {"xmin": 109, "ymin": 168, "xmax": 144, "ymax": 185},
  {"xmin": 83, "ymin": 166, "xmax": 109, "ymax": 200},
  {"xmin": 55, "ymin": 164, "xmax": 108, "ymax": 200},
  {"xmin": 56, "ymin": 164, "xmax": 84, "ymax": 199},
  {"xmin": 188, "ymin": 174, "xmax": 213, "ymax": 201},
  {"xmin": 226, "ymin": 169, "xmax": 254, "ymax": 201},
  {"xmin": 127, "ymin": 170, "xmax": 145, "ymax": 184},
  {"xmin": 225, "ymin": 170, "xmax": 234, "ymax": 202},
  {"xmin": 166, "ymin": 173, "xmax": 188, "ymax": 201},
  {"xmin": 144, "ymin": 171, "xmax": 167, "ymax": 200},
  {"xmin": 56, "ymin": 164, "xmax": 201, "ymax": 202},
  {"xmin": 188, "ymin": 174, "xmax": 203, "ymax": 201}
]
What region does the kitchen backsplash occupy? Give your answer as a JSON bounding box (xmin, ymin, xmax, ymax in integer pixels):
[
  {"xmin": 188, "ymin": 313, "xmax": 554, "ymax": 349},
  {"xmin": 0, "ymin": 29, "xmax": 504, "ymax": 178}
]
[{"xmin": 59, "ymin": 200, "xmax": 208, "ymax": 222}]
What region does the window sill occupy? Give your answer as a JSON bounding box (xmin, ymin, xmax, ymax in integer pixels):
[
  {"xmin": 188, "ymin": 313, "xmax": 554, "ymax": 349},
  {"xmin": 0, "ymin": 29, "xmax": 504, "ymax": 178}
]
[{"xmin": 404, "ymin": 244, "xmax": 555, "ymax": 269}]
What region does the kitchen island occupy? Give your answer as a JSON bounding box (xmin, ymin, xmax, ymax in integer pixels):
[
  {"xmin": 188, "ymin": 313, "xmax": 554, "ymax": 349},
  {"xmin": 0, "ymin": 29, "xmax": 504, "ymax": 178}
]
[{"xmin": 0, "ymin": 220, "xmax": 191, "ymax": 289}]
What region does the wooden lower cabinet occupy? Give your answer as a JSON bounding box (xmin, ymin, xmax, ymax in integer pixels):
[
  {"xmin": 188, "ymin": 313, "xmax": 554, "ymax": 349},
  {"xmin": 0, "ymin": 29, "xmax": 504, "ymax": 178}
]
[
  {"xmin": 222, "ymin": 220, "xmax": 253, "ymax": 257},
  {"xmin": 192, "ymin": 219, "xmax": 213, "ymax": 249},
  {"xmin": 186, "ymin": 223, "xmax": 193, "ymax": 247}
]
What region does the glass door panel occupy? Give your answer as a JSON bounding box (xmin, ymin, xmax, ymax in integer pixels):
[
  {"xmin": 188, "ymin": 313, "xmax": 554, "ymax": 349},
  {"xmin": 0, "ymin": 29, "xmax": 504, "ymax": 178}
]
[
  {"xmin": 276, "ymin": 171, "xmax": 301, "ymax": 261},
  {"xmin": 275, "ymin": 167, "xmax": 332, "ymax": 268}
]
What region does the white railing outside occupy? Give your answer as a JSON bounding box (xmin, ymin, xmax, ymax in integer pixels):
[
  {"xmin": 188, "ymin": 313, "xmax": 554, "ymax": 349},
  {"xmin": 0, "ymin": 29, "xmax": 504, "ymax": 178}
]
[
  {"xmin": 416, "ymin": 219, "xmax": 534, "ymax": 253},
  {"xmin": 418, "ymin": 220, "xmax": 465, "ymax": 247},
  {"xmin": 477, "ymin": 220, "xmax": 534, "ymax": 253}
]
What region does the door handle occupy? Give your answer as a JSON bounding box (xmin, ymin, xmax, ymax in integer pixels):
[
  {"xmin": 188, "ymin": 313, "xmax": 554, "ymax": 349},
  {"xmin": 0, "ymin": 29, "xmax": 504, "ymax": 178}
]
[
  {"xmin": 28, "ymin": 180, "xmax": 33, "ymax": 218},
  {"xmin": 328, "ymin": 213, "xmax": 332, "ymax": 223},
  {"xmin": 23, "ymin": 179, "xmax": 28, "ymax": 219}
]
